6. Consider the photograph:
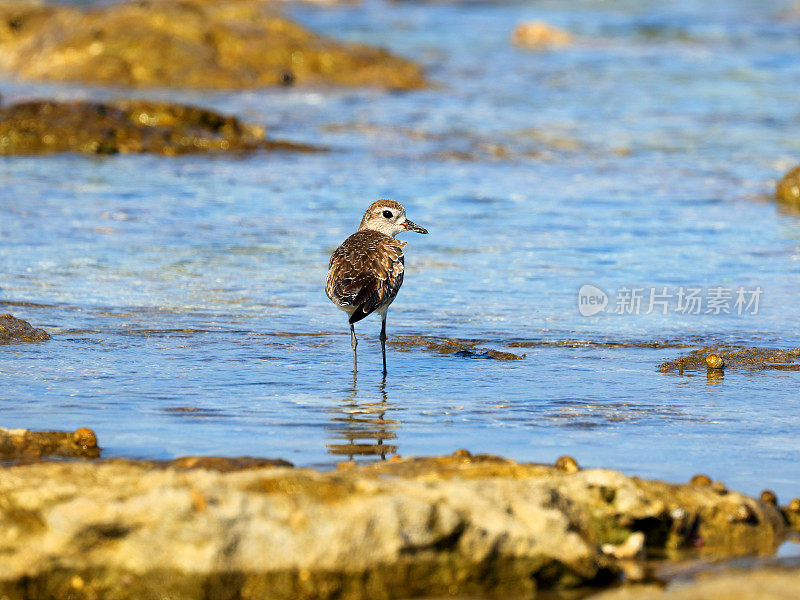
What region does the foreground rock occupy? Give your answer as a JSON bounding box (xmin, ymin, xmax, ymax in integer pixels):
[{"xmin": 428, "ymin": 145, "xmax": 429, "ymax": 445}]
[
  {"xmin": 0, "ymin": 314, "xmax": 49, "ymax": 343},
  {"xmin": 0, "ymin": 99, "xmax": 317, "ymax": 155},
  {"xmin": 0, "ymin": 0, "xmax": 425, "ymax": 89},
  {"xmin": 0, "ymin": 452, "xmax": 789, "ymax": 599},
  {"xmin": 589, "ymin": 567, "xmax": 800, "ymax": 600}
]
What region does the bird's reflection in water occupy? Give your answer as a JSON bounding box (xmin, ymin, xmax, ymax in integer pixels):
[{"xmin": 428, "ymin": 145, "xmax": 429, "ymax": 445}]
[{"xmin": 326, "ymin": 376, "xmax": 400, "ymax": 462}]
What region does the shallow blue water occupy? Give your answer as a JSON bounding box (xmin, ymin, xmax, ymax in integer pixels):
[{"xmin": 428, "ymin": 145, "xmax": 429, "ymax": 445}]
[{"xmin": 2, "ymin": 0, "xmax": 800, "ymax": 500}]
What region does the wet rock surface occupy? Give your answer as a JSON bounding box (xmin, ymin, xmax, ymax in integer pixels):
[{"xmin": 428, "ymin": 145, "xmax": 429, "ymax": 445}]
[
  {"xmin": 0, "ymin": 314, "xmax": 49, "ymax": 343},
  {"xmin": 659, "ymin": 346, "xmax": 800, "ymax": 374},
  {"xmin": 391, "ymin": 335, "xmax": 525, "ymax": 360},
  {"xmin": 0, "ymin": 0, "xmax": 426, "ymax": 89},
  {"xmin": 0, "ymin": 452, "xmax": 790, "ymax": 599},
  {"xmin": 0, "ymin": 99, "xmax": 318, "ymax": 155}
]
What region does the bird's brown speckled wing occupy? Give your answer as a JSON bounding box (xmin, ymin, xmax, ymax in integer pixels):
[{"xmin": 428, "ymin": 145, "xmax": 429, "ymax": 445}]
[{"xmin": 326, "ymin": 231, "xmax": 405, "ymax": 324}]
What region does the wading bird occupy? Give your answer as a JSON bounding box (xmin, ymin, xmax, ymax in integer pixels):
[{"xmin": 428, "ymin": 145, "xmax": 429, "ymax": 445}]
[{"xmin": 326, "ymin": 200, "xmax": 428, "ymax": 375}]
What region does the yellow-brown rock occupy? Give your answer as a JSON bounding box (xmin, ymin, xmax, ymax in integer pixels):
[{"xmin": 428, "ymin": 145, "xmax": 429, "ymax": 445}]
[
  {"xmin": 512, "ymin": 21, "xmax": 573, "ymax": 49},
  {"xmin": 0, "ymin": 0, "xmax": 426, "ymax": 90},
  {"xmin": 0, "ymin": 454, "xmax": 789, "ymax": 599}
]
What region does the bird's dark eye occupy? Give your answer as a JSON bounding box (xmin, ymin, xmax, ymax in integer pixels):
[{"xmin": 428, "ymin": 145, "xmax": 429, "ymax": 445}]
[{"xmin": 382, "ymin": 210, "xmax": 393, "ymax": 218}]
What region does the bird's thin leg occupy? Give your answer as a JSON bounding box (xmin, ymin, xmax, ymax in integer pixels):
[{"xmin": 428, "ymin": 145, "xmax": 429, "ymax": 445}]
[
  {"xmin": 350, "ymin": 323, "xmax": 358, "ymax": 373},
  {"xmin": 380, "ymin": 313, "xmax": 387, "ymax": 377}
]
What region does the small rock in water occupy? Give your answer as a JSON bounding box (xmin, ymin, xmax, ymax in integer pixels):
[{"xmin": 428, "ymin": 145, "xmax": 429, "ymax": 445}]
[
  {"xmin": 706, "ymin": 353, "xmax": 725, "ymax": 369},
  {"xmin": 72, "ymin": 427, "xmax": 97, "ymax": 449},
  {"xmin": 760, "ymin": 490, "xmax": 778, "ymax": 506},
  {"xmin": 776, "ymin": 164, "xmax": 800, "ymax": 207},
  {"xmin": 512, "ymin": 21, "xmax": 573, "ymax": 49},
  {"xmin": 555, "ymin": 455, "xmax": 579, "ymax": 473},
  {"xmin": 690, "ymin": 474, "xmax": 712, "ymax": 486}
]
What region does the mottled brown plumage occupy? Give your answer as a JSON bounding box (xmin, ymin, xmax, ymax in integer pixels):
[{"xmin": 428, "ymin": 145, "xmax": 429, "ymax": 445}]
[
  {"xmin": 326, "ymin": 200, "xmax": 428, "ymax": 374},
  {"xmin": 326, "ymin": 230, "xmax": 406, "ymax": 324}
]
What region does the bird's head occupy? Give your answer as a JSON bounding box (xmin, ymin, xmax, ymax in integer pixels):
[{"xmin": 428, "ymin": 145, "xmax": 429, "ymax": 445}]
[{"xmin": 358, "ymin": 199, "xmax": 428, "ymax": 238}]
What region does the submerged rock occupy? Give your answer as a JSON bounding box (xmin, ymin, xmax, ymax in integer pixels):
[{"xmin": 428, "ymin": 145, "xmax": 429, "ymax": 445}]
[
  {"xmin": 391, "ymin": 335, "xmax": 525, "ymax": 360},
  {"xmin": 0, "ymin": 99, "xmax": 317, "ymax": 155},
  {"xmin": 0, "ymin": 0, "xmax": 425, "ymax": 89},
  {"xmin": 0, "ymin": 454, "xmax": 789, "ymax": 599},
  {"xmin": 0, "ymin": 314, "xmax": 49, "ymax": 343}
]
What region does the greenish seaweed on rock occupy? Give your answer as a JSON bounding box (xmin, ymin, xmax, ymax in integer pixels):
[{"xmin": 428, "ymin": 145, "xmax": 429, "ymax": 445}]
[
  {"xmin": 0, "ymin": 99, "xmax": 319, "ymax": 155},
  {"xmin": 0, "ymin": 0, "xmax": 426, "ymax": 90},
  {"xmin": 0, "ymin": 314, "xmax": 49, "ymax": 343}
]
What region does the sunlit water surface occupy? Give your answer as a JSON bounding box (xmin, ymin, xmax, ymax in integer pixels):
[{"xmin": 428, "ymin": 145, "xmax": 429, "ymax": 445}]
[{"xmin": 2, "ymin": 0, "xmax": 800, "ymax": 500}]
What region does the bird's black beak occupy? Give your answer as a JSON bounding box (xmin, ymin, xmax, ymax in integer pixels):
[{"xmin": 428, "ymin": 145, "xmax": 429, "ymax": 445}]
[{"xmin": 403, "ymin": 219, "xmax": 428, "ymax": 234}]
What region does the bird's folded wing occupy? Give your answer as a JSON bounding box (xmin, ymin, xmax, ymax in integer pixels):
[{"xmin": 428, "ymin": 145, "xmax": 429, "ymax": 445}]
[{"xmin": 326, "ymin": 235, "xmax": 405, "ymax": 323}]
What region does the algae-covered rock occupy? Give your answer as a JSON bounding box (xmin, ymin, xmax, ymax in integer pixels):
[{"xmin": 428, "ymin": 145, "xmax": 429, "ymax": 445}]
[
  {"xmin": 0, "ymin": 454, "xmax": 789, "ymax": 600},
  {"xmin": 659, "ymin": 345, "xmax": 800, "ymax": 374},
  {"xmin": 0, "ymin": 99, "xmax": 317, "ymax": 155},
  {"xmin": 0, "ymin": 314, "xmax": 49, "ymax": 343},
  {"xmin": 0, "ymin": 0, "xmax": 426, "ymax": 89}
]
